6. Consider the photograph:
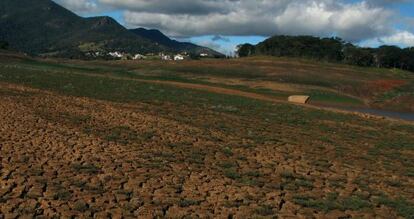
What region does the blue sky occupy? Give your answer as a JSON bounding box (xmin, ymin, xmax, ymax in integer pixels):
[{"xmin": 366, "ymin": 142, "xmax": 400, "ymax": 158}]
[{"xmin": 55, "ymin": 0, "xmax": 414, "ymax": 55}]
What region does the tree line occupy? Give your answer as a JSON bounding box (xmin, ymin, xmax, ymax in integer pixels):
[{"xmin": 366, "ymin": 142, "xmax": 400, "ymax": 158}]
[{"xmin": 237, "ymin": 35, "xmax": 414, "ymax": 72}]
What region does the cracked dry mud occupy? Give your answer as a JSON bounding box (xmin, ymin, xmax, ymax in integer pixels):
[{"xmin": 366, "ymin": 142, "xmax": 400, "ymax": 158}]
[{"xmin": 0, "ymin": 83, "xmax": 413, "ymax": 218}]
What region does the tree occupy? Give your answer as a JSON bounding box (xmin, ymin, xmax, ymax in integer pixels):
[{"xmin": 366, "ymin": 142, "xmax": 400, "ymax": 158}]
[
  {"xmin": 0, "ymin": 41, "xmax": 9, "ymax": 50},
  {"xmin": 343, "ymin": 45, "xmax": 374, "ymax": 67},
  {"xmin": 254, "ymin": 35, "xmax": 344, "ymax": 62},
  {"xmin": 236, "ymin": 44, "xmax": 256, "ymax": 57},
  {"xmin": 375, "ymin": 46, "xmax": 403, "ymax": 68},
  {"xmin": 234, "ymin": 35, "xmax": 414, "ymax": 73},
  {"xmin": 401, "ymin": 47, "xmax": 414, "ymax": 71}
]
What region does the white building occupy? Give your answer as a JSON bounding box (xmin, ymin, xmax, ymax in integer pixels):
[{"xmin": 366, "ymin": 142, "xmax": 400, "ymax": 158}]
[
  {"xmin": 174, "ymin": 54, "xmax": 185, "ymax": 61},
  {"xmin": 133, "ymin": 54, "xmax": 146, "ymax": 60},
  {"xmin": 161, "ymin": 54, "xmax": 172, "ymax": 60},
  {"xmin": 200, "ymin": 53, "xmax": 209, "ymax": 57},
  {"xmin": 109, "ymin": 51, "xmax": 123, "ymax": 58}
]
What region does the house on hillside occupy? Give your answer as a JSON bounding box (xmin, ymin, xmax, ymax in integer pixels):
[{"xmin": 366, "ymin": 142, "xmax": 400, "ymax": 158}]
[
  {"xmin": 174, "ymin": 54, "xmax": 185, "ymax": 61},
  {"xmin": 200, "ymin": 53, "xmax": 209, "ymax": 57},
  {"xmin": 161, "ymin": 53, "xmax": 172, "ymax": 61},
  {"xmin": 109, "ymin": 51, "xmax": 123, "ymax": 58},
  {"xmin": 133, "ymin": 54, "xmax": 146, "ymax": 60}
]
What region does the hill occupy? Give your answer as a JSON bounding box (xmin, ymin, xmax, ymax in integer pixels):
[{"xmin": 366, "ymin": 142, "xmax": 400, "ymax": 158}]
[
  {"xmin": 0, "ymin": 0, "xmax": 222, "ymax": 58},
  {"xmin": 130, "ymin": 28, "xmax": 223, "ymax": 57},
  {"xmin": 238, "ymin": 35, "xmax": 414, "ymax": 72},
  {"xmin": 0, "ymin": 53, "xmax": 413, "ymax": 218},
  {"xmin": 0, "ymin": 0, "xmax": 166, "ymax": 57}
]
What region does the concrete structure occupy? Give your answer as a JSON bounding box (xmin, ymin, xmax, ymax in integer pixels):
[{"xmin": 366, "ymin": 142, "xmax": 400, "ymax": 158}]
[{"xmin": 288, "ymin": 95, "xmax": 310, "ymax": 104}]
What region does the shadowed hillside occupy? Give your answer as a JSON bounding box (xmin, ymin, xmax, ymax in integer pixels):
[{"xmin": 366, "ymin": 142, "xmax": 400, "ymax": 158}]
[{"xmin": 0, "ymin": 0, "xmax": 166, "ymax": 57}]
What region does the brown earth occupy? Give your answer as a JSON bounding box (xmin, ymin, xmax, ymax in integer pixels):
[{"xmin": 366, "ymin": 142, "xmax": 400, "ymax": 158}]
[
  {"xmin": 0, "ymin": 53, "xmax": 413, "ymax": 218},
  {"xmin": 1, "ymin": 82, "xmax": 413, "ymax": 218}
]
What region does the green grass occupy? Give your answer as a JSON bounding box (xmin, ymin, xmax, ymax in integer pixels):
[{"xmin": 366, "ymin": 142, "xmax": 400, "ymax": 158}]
[
  {"xmin": 105, "ymin": 126, "xmax": 134, "ymax": 144},
  {"xmin": 222, "ymin": 147, "xmax": 233, "ymax": 157},
  {"xmin": 72, "ymin": 163, "xmax": 101, "ymax": 175},
  {"xmin": 219, "ymin": 161, "xmax": 241, "ymax": 180},
  {"xmin": 135, "ymin": 63, "xmax": 264, "ymax": 79},
  {"xmin": 50, "ymin": 183, "xmax": 72, "ymax": 201},
  {"xmin": 187, "ymin": 151, "xmax": 205, "ymax": 165},
  {"xmin": 376, "ymin": 138, "xmax": 413, "ymax": 150},
  {"xmin": 295, "ymin": 179, "xmax": 314, "ymax": 188},
  {"xmin": 179, "ymin": 199, "xmax": 201, "ymax": 207},
  {"xmin": 329, "ymin": 181, "xmax": 346, "ymax": 189},
  {"xmin": 293, "ymin": 193, "xmax": 371, "ymax": 212},
  {"xmin": 280, "ymin": 171, "xmax": 296, "ymax": 180},
  {"xmin": 277, "ymin": 74, "xmax": 343, "ymax": 88},
  {"xmin": 377, "ymin": 196, "xmax": 414, "ymax": 218},
  {"xmin": 309, "ymin": 90, "xmax": 363, "ymax": 105},
  {"xmin": 406, "ymin": 168, "xmax": 414, "ymax": 177},
  {"xmin": 1, "ymin": 58, "xmax": 413, "ymax": 163},
  {"xmin": 386, "ymin": 179, "xmax": 403, "ymax": 187},
  {"xmin": 0, "ymin": 59, "xmax": 365, "ymax": 126},
  {"xmin": 223, "ymin": 169, "xmax": 241, "ymax": 180},
  {"xmin": 255, "ymin": 205, "xmax": 274, "ymax": 216}
]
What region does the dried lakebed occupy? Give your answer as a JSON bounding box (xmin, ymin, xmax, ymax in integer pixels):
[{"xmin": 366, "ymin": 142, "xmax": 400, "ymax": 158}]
[{"xmin": 0, "ymin": 83, "xmax": 413, "ymax": 218}]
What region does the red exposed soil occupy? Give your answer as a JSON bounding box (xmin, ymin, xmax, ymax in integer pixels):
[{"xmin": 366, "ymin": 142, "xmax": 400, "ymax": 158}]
[{"xmin": 367, "ymin": 80, "xmax": 406, "ymax": 92}]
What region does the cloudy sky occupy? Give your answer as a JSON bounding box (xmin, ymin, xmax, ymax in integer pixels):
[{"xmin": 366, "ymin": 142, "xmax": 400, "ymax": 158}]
[{"xmin": 54, "ymin": 0, "xmax": 414, "ymax": 55}]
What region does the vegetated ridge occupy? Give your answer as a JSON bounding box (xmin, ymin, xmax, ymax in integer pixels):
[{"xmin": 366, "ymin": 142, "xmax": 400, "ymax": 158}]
[{"xmin": 237, "ymin": 35, "xmax": 414, "ymax": 72}]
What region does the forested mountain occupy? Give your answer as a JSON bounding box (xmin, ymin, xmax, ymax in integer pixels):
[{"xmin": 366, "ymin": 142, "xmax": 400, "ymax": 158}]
[
  {"xmin": 0, "ymin": 0, "xmax": 222, "ymax": 58},
  {"xmin": 0, "ymin": 0, "xmax": 165, "ymax": 57},
  {"xmin": 237, "ymin": 35, "xmax": 414, "ymax": 72}
]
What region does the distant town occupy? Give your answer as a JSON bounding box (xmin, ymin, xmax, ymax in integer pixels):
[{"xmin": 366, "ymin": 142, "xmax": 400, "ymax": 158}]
[{"xmin": 85, "ymin": 51, "xmax": 213, "ymax": 61}]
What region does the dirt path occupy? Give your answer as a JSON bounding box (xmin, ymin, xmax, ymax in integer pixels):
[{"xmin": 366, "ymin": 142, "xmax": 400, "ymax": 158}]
[
  {"xmin": 135, "ymin": 79, "xmax": 285, "ymax": 103},
  {"xmin": 68, "ymin": 71, "xmax": 286, "ymax": 104},
  {"xmin": 72, "ymin": 72, "xmax": 413, "ymax": 123}
]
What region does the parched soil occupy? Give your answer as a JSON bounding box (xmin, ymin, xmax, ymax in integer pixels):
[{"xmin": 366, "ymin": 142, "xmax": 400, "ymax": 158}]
[{"xmin": 1, "ymin": 82, "xmax": 413, "ymax": 218}]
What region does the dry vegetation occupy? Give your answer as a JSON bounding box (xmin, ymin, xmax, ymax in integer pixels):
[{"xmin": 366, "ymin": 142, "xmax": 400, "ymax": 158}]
[
  {"xmin": 51, "ymin": 55, "xmax": 414, "ymax": 111},
  {"xmin": 0, "ymin": 53, "xmax": 413, "ymax": 218}
]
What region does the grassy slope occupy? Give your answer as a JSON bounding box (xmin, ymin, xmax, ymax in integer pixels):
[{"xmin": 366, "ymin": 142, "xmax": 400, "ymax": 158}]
[
  {"xmin": 0, "ymin": 54, "xmax": 413, "ymax": 217},
  {"xmin": 36, "ymin": 55, "xmax": 414, "ymax": 111}
]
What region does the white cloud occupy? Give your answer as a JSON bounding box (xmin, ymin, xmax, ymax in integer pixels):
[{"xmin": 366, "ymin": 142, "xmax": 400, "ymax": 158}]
[
  {"xmin": 331, "ymin": 2, "xmax": 392, "ymax": 41},
  {"xmin": 274, "ymin": 1, "xmax": 334, "ymax": 36},
  {"xmin": 54, "ymin": 0, "xmax": 99, "ymax": 14},
  {"xmin": 52, "ymin": 0, "xmax": 414, "ymax": 46},
  {"xmin": 380, "ymin": 31, "xmax": 414, "ymax": 47},
  {"xmin": 114, "ymin": 0, "xmax": 397, "ymax": 42}
]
